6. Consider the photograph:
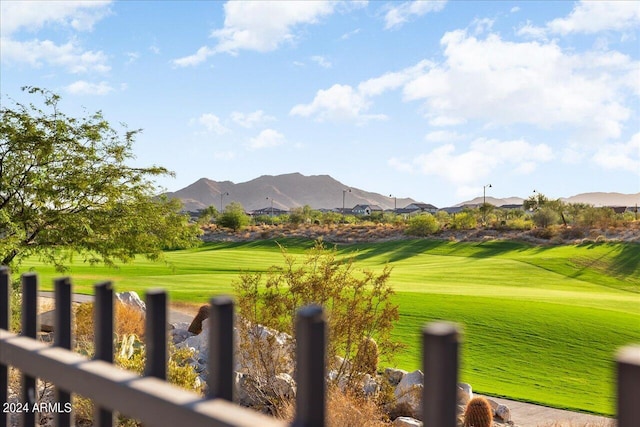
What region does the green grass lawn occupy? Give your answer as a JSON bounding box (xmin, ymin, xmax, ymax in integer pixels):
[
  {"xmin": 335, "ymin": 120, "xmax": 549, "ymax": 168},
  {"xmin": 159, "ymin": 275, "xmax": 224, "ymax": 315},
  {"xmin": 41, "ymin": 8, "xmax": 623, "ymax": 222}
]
[{"xmin": 18, "ymin": 238, "xmax": 640, "ymax": 416}]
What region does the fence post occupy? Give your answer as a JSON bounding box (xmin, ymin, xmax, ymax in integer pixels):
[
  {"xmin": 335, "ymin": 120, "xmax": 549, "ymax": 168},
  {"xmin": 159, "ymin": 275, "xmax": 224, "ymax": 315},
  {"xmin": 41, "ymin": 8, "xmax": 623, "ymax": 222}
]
[
  {"xmin": 422, "ymin": 322, "xmax": 460, "ymax": 427},
  {"xmin": 145, "ymin": 290, "xmax": 167, "ymax": 380},
  {"xmin": 293, "ymin": 305, "xmax": 326, "ymax": 427},
  {"xmin": 207, "ymin": 296, "xmax": 234, "ymax": 402},
  {"xmin": 617, "ymin": 345, "xmax": 640, "ymax": 427},
  {"xmin": 54, "ymin": 277, "xmax": 73, "ymax": 426},
  {"xmin": 0, "ymin": 267, "xmax": 9, "ymax": 427},
  {"xmin": 94, "ymin": 281, "xmax": 114, "ymax": 427},
  {"xmin": 21, "ymin": 273, "xmax": 39, "ymax": 426}
]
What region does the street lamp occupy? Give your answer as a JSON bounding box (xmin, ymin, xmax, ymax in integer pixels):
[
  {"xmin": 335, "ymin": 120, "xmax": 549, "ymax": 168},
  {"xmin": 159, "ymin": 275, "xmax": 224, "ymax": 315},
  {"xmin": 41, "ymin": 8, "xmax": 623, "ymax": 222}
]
[
  {"xmin": 342, "ymin": 188, "xmax": 351, "ymax": 219},
  {"xmin": 483, "ymin": 184, "xmax": 492, "ymax": 225},
  {"xmin": 266, "ymin": 197, "xmax": 274, "ymax": 217},
  {"xmin": 389, "ymin": 194, "xmax": 397, "ymax": 211},
  {"xmin": 220, "ymin": 191, "xmax": 229, "ymax": 212}
]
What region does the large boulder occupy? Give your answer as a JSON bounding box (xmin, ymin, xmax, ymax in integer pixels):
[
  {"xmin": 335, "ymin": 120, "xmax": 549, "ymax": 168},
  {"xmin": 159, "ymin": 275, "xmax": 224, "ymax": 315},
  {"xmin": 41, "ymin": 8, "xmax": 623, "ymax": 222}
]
[
  {"xmin": 393, "ymin": 416, "xmax": 423, "ymax": 427},
  {"xmin": 115, "ymin": 291, "xmax": 146, "ymax": 313},
  {"xmin": 384, "ymin": 367, "xmax": 407, "ymax": 386},
  {"xmin": 188, "ymin": 305, "xmax": 209, "ymax": 334},
  {"xmin": 457, "ymin": 383, "xmax": 473, "ymax": 405},
  {"xmin": 392, "ymin": 369, "xmax": 424, "ymax": 420}
]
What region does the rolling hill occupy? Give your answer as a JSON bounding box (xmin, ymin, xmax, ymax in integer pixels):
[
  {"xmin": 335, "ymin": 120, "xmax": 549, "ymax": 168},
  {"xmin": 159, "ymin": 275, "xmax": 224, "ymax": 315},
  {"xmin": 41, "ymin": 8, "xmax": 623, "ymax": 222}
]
[{"xmin": 164, "ymin": 173, "xmax": 639, "ymax": 212}]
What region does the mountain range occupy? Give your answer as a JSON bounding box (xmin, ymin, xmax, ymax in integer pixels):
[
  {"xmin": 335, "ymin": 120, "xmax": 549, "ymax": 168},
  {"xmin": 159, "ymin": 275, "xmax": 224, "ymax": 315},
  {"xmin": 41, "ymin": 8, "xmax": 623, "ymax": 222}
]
[{"xmin": 164, "ymin": 173, "xmax": 639, "ymax": 212}]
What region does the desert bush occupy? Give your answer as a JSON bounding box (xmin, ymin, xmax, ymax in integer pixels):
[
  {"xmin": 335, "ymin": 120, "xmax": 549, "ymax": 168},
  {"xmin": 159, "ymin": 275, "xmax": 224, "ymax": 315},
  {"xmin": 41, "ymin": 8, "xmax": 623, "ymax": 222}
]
[
  {"xmin": 279, "ymin": 385, "xmax": 390, "ymax": 427},
  {"xmin": 529, "ymin": 227, "xmax": 557, "ymax": 240},
  {"xmin": 234, "ymin": 240, "xmax": 401, "ymax": 403},
  {"xmin": 560, "ymin": 227, "xmax": 586, "ymax": 240},
  {"xmin": 506, "ymin": 217, "xmax": 533, "ymax": 230},
  {"xmin": 406, "ymin": 214, "xmax": 439, "ymax": 236},
  {"xmin": 452, "ymin": 212, "xmax": 477, "ymax": 230},
  {"xmin": 533, "ymin": 207, "xmax": 561, "ymax": 228},
  {"xmin": 218, "ymin": 201, "xmax": 250, "ymax": 231},
  {"xmin": 74, "ymin": 301, "xmax": 145, "ymax": 344}
]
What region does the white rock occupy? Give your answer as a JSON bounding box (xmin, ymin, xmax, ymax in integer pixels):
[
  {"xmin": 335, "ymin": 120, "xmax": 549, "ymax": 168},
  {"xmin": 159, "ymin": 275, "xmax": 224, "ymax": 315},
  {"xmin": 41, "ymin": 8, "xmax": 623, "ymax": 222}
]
[
  {"xmin": 393, "ymin": 416, "xmax": 423, "ymax": 427},
  {"xmin": 385, "ymin": 367, "xmax": 408, "ymax": 386},
  {"xmin": 170, "ymin": 328, "xmax": 192, "ymax": 345},
  {"xmin": 171, "ymin": 321, "xmax": 191, "ymax": 330},
  {"xmin": 115, "ymin": 291, "xmax": 146, "ymax": 313},
  {"xmin": 362, "ymin": 373, "xmax": 380, "ymax": 397},
  {"xmin": 271, "ymin": 373, "xmax": 296, "ymax": 399},
  {"xmin": 457, "ymin": 382, "xmax": 473, "ymax": 404},
  {"xmin": 394, "ymin": 369, "xmax": 424, "ymax": 420},
  {"xmin": 496, "ymin": 404, "xmax": 511, "ymax": 422}
]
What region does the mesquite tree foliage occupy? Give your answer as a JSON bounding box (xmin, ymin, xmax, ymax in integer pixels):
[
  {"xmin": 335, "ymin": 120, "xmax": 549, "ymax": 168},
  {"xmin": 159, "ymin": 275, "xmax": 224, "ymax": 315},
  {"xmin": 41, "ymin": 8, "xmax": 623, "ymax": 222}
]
[{"xmin": 0, "ymin": 87, "xmax": 201, "ymax": 270}]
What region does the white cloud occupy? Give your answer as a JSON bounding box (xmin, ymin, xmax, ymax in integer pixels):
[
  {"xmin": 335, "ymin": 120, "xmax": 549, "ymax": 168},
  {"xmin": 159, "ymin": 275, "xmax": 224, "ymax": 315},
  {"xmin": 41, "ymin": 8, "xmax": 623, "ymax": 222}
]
[
  {"xmin": 510, "ymin": 7, "xmax": 520, "ymax": 13},
  {"xmin": 174, "ymin": 1, "xmax": 338, "ymax": 67},
  {"xmin": 0, "ymin": 1, "xmax": 111, "ymax": 73},
  {"xmin": 402, "ymin": 30, "xmax": 636, "ymax": 139},
  {"xmin": 403, "ymin": 138, "xmax": 554, "ymax": 184},
  {"xmin": 311, "ymin": 55, "xmax": 332, "ymax": 68},
  {"xmin": 126, "ymin": 52, "xmax": 139, "ymax": 64},
  {"xmin": 388, "ymin": 157, "xmax": 414, "ymax": 174},
  {"xmin": 214, "ymin": 1, "xmax": 335, "ymax": 53},
  {"xmin": 172, "ymin": 46, "xmax": 213, "ymax": 67},
  {"xmin": 1, "ymin": 37, "xmax": 110, "ymax": 73},
  {"xmin": 149, "ymin": 45, "xmax": 160, "ymax": 54},
  {"xmin": 290, "ymin": 84, "xmax": 386, "ymax": 123},
  {"xmin": 249, "ymin": 129, "xmax": 285, "ymax": 149},
  {"xmin": 231, "ymin": 110, "xmax": 275, "ymax": 128},
  {"xmin": 191, "ymin": 113, "xmax": 230, "ymax": 134},
  {"xmin": 65, "ymin": 80, "xmax": 113, "ymax": 95},
  {"xmin": 384, "ymin": 0, "xmax": 447, "ymax": 30},
  {"xmin": 592, "ymin": 133, "xmax": 640, "ymax": 174},
  {"xmin": 548, "ymin": 1, "xmax": 640, "ymax": 35},
  {"xmin": 340, "ymin": 28, "xmax": 361, "ymax": 40},
  {"xmin": 424, "ymin": 130, "xmax": 465, "ymax": 143},
  {"xmin": 0, "ymin": 1, "xmax": 111, "ymax": 36},
  {"xmin": 517, "ymin": 1, "xmax": 640, "ymax": 40},
  {"xmin": 358, "ymin": 59, "xmax": 432, "ymax": 97}
]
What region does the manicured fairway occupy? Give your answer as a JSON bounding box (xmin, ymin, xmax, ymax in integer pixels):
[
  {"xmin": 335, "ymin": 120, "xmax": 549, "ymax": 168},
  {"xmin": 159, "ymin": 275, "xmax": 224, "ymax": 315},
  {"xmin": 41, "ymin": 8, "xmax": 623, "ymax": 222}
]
[{"xmin": 21, "ymin": 238, "xmax": 640, "ymax": 415}]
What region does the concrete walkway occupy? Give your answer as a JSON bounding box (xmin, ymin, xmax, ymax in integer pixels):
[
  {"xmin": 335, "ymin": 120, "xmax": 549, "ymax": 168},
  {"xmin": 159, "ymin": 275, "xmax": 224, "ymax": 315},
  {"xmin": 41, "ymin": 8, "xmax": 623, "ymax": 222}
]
[
  {"xmin": 38, "ymin": 291, "xmax": 193, "ymax": 327},
  {"xmin": 478, "ymin": 394, "xmax": 612, "ymax": 427}
]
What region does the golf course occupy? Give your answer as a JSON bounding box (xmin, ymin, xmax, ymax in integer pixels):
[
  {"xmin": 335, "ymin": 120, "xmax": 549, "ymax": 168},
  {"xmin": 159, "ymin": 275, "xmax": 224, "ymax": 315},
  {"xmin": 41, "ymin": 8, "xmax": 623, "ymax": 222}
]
[{"xmin": 22, "ymin": 238, "xmax": 640, "ymax": 416}]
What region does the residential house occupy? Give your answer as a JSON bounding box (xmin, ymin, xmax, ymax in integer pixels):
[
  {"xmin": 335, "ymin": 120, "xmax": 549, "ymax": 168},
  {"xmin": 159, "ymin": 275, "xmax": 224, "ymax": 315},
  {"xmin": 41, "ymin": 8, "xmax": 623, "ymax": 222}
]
[
  {"xmin": 352, "ymin": 204, "xmax": 384, "ymax": 216},
  {"xmin": 251, "ymin": 207, "xmax": 289, "ymax": 216},
  {"xmin": 402, "ymin": 203, "xmax": 439, "ymax": 214}
]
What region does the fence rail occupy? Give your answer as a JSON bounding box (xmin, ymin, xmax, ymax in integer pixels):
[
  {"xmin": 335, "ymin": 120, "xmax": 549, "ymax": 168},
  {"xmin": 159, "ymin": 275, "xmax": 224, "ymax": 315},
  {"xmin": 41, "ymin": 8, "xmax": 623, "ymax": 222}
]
[{"xmin": 0, "ymin": 266, "xmax": 638, "ymax": 427}]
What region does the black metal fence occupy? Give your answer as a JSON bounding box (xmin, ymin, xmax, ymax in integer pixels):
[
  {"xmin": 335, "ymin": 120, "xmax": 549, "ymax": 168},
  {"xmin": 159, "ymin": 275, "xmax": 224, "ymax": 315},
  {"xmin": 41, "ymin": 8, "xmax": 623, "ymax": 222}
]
[{"xmin": 0, "ymin": 266, "xmax": 638, "ymax": 427}]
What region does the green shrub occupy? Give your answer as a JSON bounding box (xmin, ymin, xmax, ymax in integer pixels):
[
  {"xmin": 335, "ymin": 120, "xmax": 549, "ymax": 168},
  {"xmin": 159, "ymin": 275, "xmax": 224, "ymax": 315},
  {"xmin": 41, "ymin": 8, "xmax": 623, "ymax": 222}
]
[
  {"xmin": 406, "ymin": 214, "xmax": 439, "ymax": 236},
  {"xmin": 532, "ymin": 207, "xmax": 560, "ymax": 228},
  {"xmin": 452, "ymin": 212, "xmax": 477, "ymax": 230},
  {"xmin": 218, "ymin": 202, "xmax": 250, "ymax": 231}
]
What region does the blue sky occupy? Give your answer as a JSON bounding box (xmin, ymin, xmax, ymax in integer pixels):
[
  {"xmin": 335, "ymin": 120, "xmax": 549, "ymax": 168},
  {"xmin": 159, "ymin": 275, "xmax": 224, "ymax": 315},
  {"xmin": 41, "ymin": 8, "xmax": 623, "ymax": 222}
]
[{"xmin": 2, "ymin": 1, "xmax": 639, "ymax": 207}]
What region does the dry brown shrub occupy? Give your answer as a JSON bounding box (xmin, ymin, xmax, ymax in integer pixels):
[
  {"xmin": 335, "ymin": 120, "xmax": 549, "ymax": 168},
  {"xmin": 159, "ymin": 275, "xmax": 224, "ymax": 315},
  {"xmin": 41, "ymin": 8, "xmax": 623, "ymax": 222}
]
[
  {"xmin": 74, "ymin": 301, "xmax": 145, "ymax": 343},
  {"xmin": 279, "ymin": 386, "xmax": 390, "ymax": 427}
]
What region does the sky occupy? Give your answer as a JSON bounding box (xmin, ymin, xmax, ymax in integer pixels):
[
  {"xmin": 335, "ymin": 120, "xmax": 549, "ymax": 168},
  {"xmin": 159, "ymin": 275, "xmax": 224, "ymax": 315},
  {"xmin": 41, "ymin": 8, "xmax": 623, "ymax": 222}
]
[{"xmin": 1, "ymin": 0, "xmax": 639, "ymax": 208}]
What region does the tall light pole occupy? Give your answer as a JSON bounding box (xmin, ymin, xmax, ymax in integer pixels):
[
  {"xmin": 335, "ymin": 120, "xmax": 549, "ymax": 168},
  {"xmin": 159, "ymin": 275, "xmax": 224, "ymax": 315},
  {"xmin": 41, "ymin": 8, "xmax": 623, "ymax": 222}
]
[
  {"xmin": 266, "ymin": 197, "xmax": 274, "ymax": 217},
  {"xmin": 483, "ymin": 184, "xmax": 492, "ymax": 225},
  {"xmin": 220, "ymin": 191, "xmax": 229, "ymax": 212},
  {"xmin": 389, "ymin": 194, "xmax": 397, "ymax": 211},
  {"xmin": 342, "ymin": 188, "xmax": 351, "ymax": 219}
]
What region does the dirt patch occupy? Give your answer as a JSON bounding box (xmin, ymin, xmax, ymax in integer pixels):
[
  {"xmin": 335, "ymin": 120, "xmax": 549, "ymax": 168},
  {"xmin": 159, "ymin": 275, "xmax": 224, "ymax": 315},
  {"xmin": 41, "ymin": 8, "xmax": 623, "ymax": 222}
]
[{"xmin": 201, "ymin": 223, "xmax": 640, "ymax": 246}]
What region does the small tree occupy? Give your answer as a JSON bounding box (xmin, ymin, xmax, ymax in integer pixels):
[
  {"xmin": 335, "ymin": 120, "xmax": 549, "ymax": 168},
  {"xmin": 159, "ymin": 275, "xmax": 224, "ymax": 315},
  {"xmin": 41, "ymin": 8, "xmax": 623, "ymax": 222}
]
[
  {"xmin": 532, "ymin": 206, "xmax": 560, "ymax": 228},
  {"xmin": 233, "ymin": 241, "xmax": 401, "ymax": 401},
  {"xmin": 452, "ymin": 212, "xmax": 477, "ymax": 230},
  {"xmin": 406, "ymin": 214, "xmax": 439, "ymax": 236},
  {"xmin": 1, "ymin": 87, "xmax": 201, "ymax": 271},
  {"xmin": 218, "ymin": 201, "xmax": 250, "ymax": 231},
  {"xmin": 197, "ymin": 205, "xmax": 218, "ymax": 225}
]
